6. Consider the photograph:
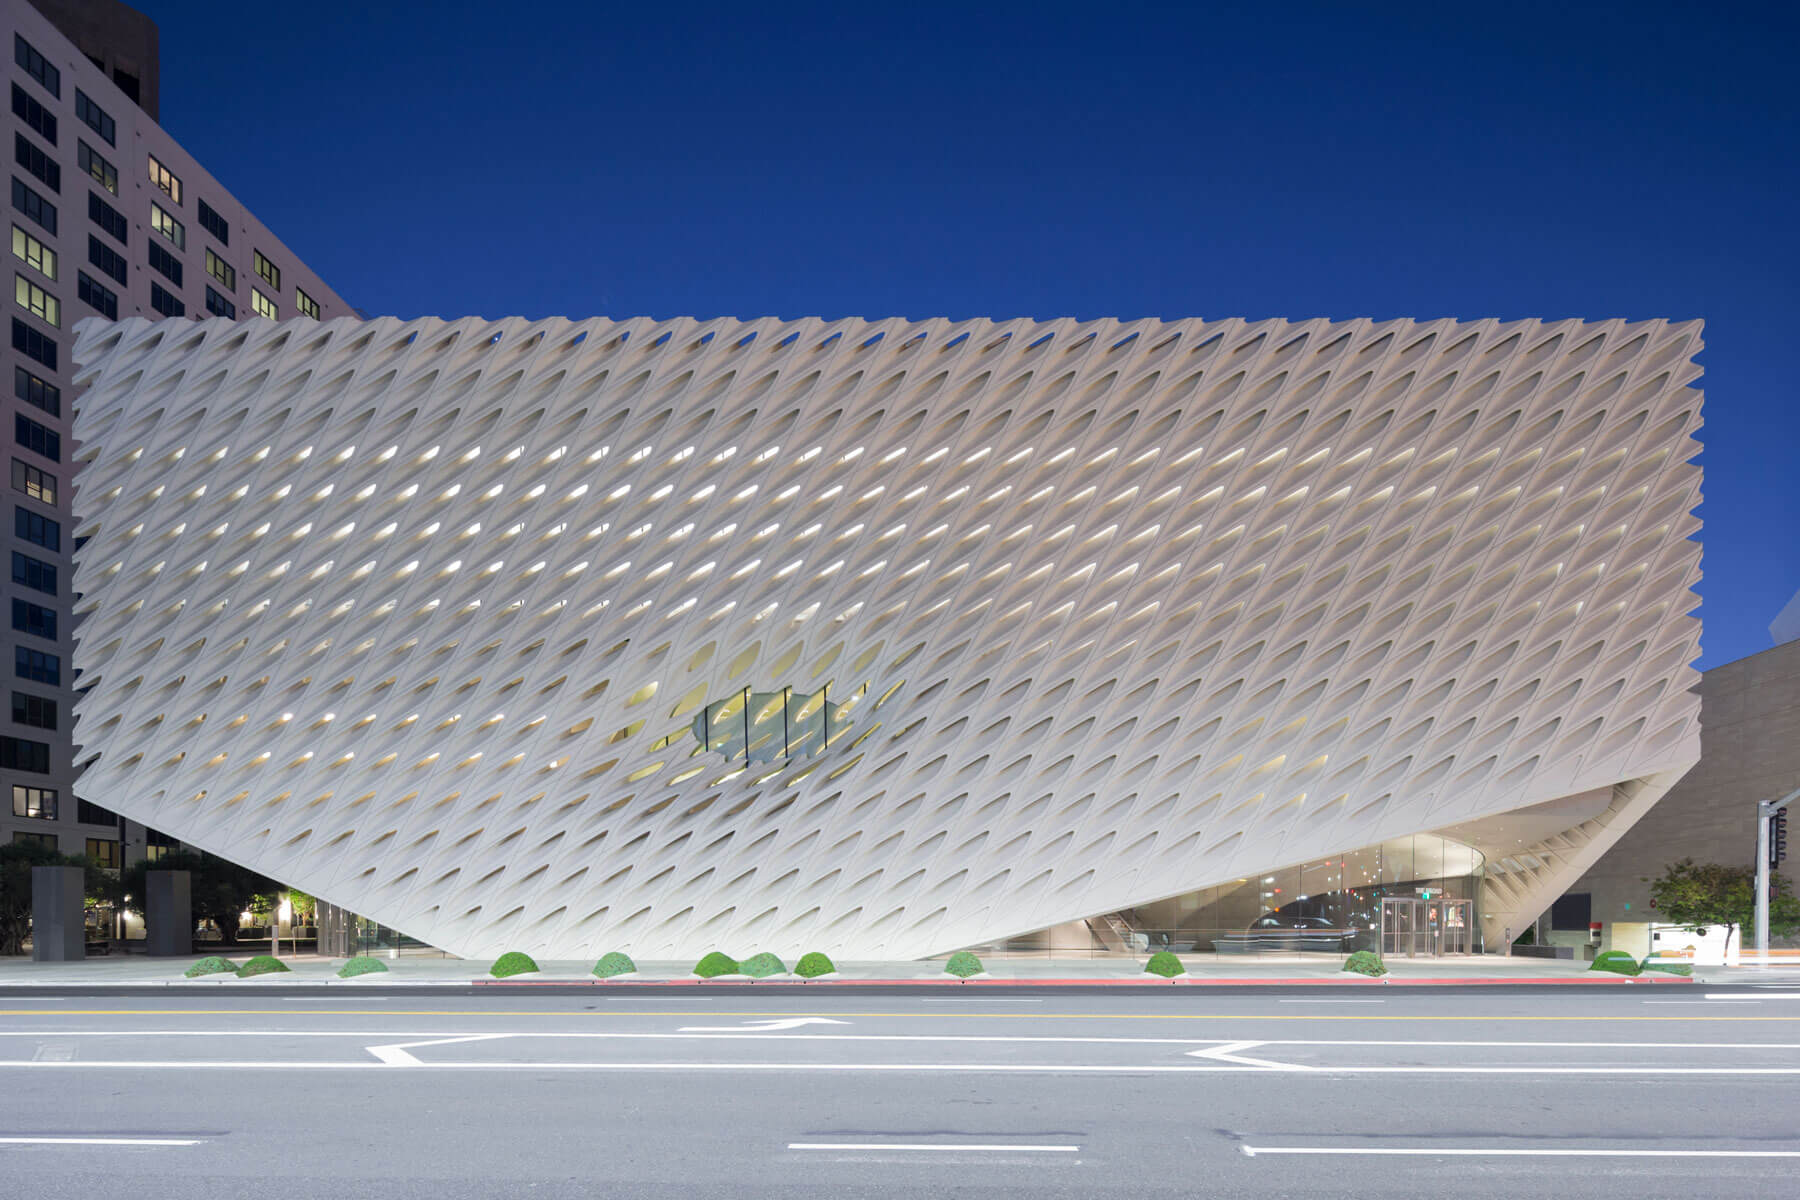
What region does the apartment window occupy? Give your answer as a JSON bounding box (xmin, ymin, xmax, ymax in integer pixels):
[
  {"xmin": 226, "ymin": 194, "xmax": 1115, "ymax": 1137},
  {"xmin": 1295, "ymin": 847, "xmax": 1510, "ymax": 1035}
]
[
  {"xmin": 150, "ymin": 202, "xmax": 183, "ymax": 249},
  {"xmin": 15, "ymin": 506, "xmax": 59, "ymax": 551},
  {"xmin": 11, "ymin": 318, "xmax": 56, "ymax": 369},
  {"xmin": 90, "ymin": 192, "xmax": 126, "ymax": 244},
  {"xmin": 77, "ymin": 271, "xmax": 116, "ymax": 319},
  {"xmin": 252, "ymin": 253, "xmax": 280, "ymax": 292},
  {"xmin": 14, "ymin": 368, "xmax": 59, "ymax": 418},
  {"xmin": 15, "ymin": 646, "xmax": 59, "ymax": 685},
  {"xmin": 204, "ymin": 286, "xmax": 234, "ymax": 319},
  {"xmin": 87, "ymin": 235, "xmax": 125, "ymax": 284},
  {"xmin": 11, "ymin": 551, "xmax": 54, "ymax": 595},
  {"xmin": 147, "ymin": 154, "xmax": 182, "ymax": 203},
  {"xmin": 79, "ymin": 141, "xmax": 116, "ymax": 195},
  {"xmin": 297, "ymin": 288, "xmax": 321, "ymax": 320},
  {"xmin": 13, "ymin": 134, "xmax": 58, "ymax": 193},
  {"xmin": 251, "ymin": 288, "xmax": 277, "ymax": 320},
  {"xmin": 10, "ymin": 86, "xmax": 56, "ymax": 145},
  {"xmin": 14, "ymin": 415, "xmax": 58, "ymax": 461},
  {"xmin": 0, "ymin": 736, "xmax": 48, "ymax": 776},
  {"xmin": 197, "ymin": 198, "xmax": 229, "ymax": 245},
  {"xmin": 11, "ymin": 178, "xmax": 55, "ymax": 235},
  {"xmin": 75, "ymin": 90, "xmax": 114, "ymax": 145},
  {"xmin": 11, "ymin": 225, "xmax": 55, "ymax": 279},
  {"xmin": 147, "ymin": 241, "xmax": 182, "ymax": 286},
  {"xmin": 14, "ymin": 274, "xmax": 57, "ymax": 327},
  {"xmin": 12, "ymin": 784, "xmax": 56, "ymax": 820},
  {"xmin": 11, "ymin": 690, "xmax": 55, "ymax": 729},
  {"xmin": 204, "ymin": 247, "xmax": 234, "ymax": 289},
  {"xmin": 149, "ymin": 281, "xmax": 184, "ymax": 318},
  {"xmin": 11, "ymin": 458, "xmax": 54, "ymax": 503},
  {"xmin": 11, "ymin": 831, "xmax": 54, "ymax": 848},
  {"xmin": 14, "ymin": 36, "xmax": 60, "ymax": 98},
  {"xmin": 85, "ymin": 838, "xmax": 120, "ymax": 868},
  {"xmin": 76, "ymin": 799, "xmax": 112, "ymax": 824},
  {"xmin": 11, "ymin": 598, "xmax": 55, "ymax": 640}
]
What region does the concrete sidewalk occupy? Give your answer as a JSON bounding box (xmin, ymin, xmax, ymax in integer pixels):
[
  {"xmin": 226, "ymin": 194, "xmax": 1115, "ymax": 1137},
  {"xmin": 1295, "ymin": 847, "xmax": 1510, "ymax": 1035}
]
[{"xmin": 0, "ymin": 949, "xmax": 1740, "ymax": 988}]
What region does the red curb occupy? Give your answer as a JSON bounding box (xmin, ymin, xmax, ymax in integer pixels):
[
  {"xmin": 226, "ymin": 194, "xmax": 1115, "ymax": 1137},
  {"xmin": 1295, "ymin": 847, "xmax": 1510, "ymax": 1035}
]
[{"xmin": 472, "ymin": 974, "xmax": 1694, "ymax": 988}]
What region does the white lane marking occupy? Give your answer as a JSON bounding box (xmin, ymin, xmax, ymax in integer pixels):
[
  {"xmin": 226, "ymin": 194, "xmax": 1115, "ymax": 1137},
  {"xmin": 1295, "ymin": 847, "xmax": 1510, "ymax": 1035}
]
[
  {"xmin": 1243, "ymin": 1146, "xmax": 1800, "ymax": 1158},
  {"xmin": 678, "ymin": 1018, "xmax": 852, "ymax": 1032},
  {"xmin": 30, "ymin": 1042, "xmax": 72, "ymax": 1062},
  {"xmin": 1709, "ymin": 993, "xmax": 1800, "ymax": 999},
  {"xmin": 4, "ymin": 1032, "xmax": 1799, "ymax": 1052},
  {"xmin": 1278, "ymin": 1000, "xmax": 1385, "ymax": 1005},
  {"xmin": 788, "ymin": 1142, "xmax": 1078, "ymax": 1152},
  {"xmin": 1186, "ymin": 1041, "xmax": 1312, "ymax": 1070},
  {"xmin": 0, "ymin": 1144, "xmax": 200, "ymax": 1151},
  {"xmin": 1643, "ymin": 1000, "xmax": 1759, "ymax": 1005},
  {"xmin": 10, "ymin": 1060, "xmax": 1800, "ymax": 1075},
  {"xmin": 365, "ymin": 1034, "xmax": 512, "ymax": 1067},
  {"xmin": 918, "ymin": 998, "xmax": 1044, "ymax": 1003}
]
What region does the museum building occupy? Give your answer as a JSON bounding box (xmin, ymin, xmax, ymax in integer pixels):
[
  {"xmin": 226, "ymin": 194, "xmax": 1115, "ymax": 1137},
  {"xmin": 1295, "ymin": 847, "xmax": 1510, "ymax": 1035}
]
[{"xmin": 64, "ymin": 314, "xmax": 1704, "ymax": 961}]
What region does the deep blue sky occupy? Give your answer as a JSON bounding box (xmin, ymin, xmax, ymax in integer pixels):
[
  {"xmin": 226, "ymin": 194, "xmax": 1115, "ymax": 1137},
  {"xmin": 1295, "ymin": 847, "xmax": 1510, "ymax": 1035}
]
[{"xmin": 145, "ymin": 1, "xmax": 1795, "ymax": 669}]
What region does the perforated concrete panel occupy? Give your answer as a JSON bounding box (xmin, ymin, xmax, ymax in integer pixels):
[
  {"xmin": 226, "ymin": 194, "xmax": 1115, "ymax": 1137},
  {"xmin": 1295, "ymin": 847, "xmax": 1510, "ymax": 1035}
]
[{"xmin": 69, "ymin": 315, "xmax": 1704, "ymax": 959}]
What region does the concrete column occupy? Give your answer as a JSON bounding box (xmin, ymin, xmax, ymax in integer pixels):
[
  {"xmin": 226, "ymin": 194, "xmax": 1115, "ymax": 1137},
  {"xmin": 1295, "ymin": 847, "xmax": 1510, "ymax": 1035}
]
[
  {"xmin": 30, "ymin": 865, "xmax": 85, "ymax": 962},
  {"xmin": 144, "ymin": 870, "xmax": 192, "ymax": 957}
]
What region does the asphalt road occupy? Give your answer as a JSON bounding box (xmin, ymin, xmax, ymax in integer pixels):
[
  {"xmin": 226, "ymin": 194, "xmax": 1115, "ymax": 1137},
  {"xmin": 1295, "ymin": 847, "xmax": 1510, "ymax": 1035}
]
[{"xmin": 3, "ymin": 986, "xmax": 1799, "ymax": 1199}]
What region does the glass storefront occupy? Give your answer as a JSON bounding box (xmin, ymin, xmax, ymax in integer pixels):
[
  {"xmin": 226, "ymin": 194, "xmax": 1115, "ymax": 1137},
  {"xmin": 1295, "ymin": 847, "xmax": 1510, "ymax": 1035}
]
[{"xmin": 979, "ymin": 833, "xmax": 1485, "ymax": 957}]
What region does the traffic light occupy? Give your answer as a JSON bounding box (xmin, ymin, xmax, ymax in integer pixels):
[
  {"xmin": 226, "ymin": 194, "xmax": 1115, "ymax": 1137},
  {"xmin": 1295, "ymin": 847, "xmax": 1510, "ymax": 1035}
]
[{"xmin": 1774, "ymin": 808, "xmax": 1788, "ymax": 868}]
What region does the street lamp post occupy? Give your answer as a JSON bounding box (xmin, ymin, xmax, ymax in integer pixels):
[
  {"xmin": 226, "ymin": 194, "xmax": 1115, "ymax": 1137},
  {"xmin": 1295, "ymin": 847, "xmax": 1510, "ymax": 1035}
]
[{"xmin": 1754, "ymin": 787, "xmax": 1799, "ymax": 967}]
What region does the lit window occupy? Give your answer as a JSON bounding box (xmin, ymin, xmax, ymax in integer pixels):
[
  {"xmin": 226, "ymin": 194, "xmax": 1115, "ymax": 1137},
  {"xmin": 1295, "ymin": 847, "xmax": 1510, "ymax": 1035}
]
[
  {"xmin": 11, "ymin": 457, "xmax": 54, "ymax": 503},
  {"xmin": 205, "ymin": 247, "xmax": 235, "ymax": 289},
  {"xmin": 253, "ymin": 250, "xmax": 280, "ymax": 290},
  {"xmin": 76, "ymin": 152, "xmax": 113, "ymax": 211},
  {"xmin": 251, "ymin": 288, "xmax": 277, "ymax": 320},
  {"xmin": 10, "ymin": 225, "xmax": 54, "ymax": 279},
  {"xmin": 296, "ymin": 288, "xmax": 320, "ymax": 320},
  {"xmin": 11, "ymin": 783, "xmax": 56, "ymax": 819},
  {"xmin": 85, "ymin": 838, "xmax": 119, "ymax": 869},
  {"xmin": 147, "ymin": 154, "xmax": 182, "ymax": 203},
  {"xmin": 14, "ymin": 274, "xmax": 57, "ymax": 326},
  {"xmin": 150, "ymin": 202, "xmax": 184, "ymax": 249}
]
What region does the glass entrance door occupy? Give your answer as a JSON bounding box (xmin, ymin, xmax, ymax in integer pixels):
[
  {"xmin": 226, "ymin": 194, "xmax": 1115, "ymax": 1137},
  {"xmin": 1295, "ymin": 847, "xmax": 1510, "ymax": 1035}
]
[
  {"xmin": 1438, "ymin": 899, "xmax": 1473, "ymax": 955},
  {"xmin": 1381, "ymin": 896, "xmax": 1421, "ymax": 957}
]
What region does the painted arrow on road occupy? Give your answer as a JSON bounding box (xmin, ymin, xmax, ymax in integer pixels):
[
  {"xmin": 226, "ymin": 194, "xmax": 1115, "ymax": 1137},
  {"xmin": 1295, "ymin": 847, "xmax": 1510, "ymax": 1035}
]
[{"xmin": 677, "ymin": 1018, "xmax": 853, "ymax": 1032}]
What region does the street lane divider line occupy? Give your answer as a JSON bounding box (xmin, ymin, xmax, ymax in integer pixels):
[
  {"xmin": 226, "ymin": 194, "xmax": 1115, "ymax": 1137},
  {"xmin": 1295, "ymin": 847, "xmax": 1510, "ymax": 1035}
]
[
  {"xmin": 1186, "ymin": 1041, "xmax": 1312, "ymax": 1070},
  {"xmin": 365, "ymin": 1034, "xmax": 511, "ymax": 1067},
  {"xmin": 7, "ymin": 1060, "xmax": 1800, "ymax": 1075},
  {"xmin": 0, "ymin": 1144, "xmax": 200, "ymax": 1151},
  {"xmin": 2, "ymin": 1009, "xmax": 1795, "ymax": 1022},
  {"xmin": 1242, "ymin": 1146, "xmax": 1800, "ymax": 1158},
  {"xmin": 1707, "ymin": 993, "xmax": 1800, "ymax": 999},
  {"xmin": 787, "ymin": 1143, "xmax": 1078, "ymax": 1152}
]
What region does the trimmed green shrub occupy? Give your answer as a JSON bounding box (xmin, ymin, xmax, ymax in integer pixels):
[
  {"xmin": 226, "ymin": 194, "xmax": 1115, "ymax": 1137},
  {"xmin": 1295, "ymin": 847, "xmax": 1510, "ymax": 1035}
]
[
  {"xmin": 336, "ymin": 956, "xmax": 388, "ymax": 979},
  {"xmin": 1589, "ymin": 950, "xmax": 1641, "ymax": 977},
  {"xmin": 795, "ymin": 951, "xmax": 836, "ymax": 978},
  {"xmin": 944, "ymin": 950, "xmax": 984, "ymax": 978},
  {"xmin": 693, "ymin": 951, "xmax": 741, "ymax": 978},
  {"xmin": 1144, "ymin": 950, "xmax": 1186, "ymax": 978},
  {"xmin": 1640, "ymin": 959, "xmax": 1693, "ymax": 977},
  {"xmin": 490, "ymin": 951, "xmax": 539, "ymax": 979},
  {"xmin": 592, "ymin": 951, "xmax": 637, "ymax": 979},
  {"xmin": 740, "ymin": 952, "xmax": 786, "ymax": 978},
  {"xmin": 1342, "ymin": 950, "xmax": 1388, "ymax": 977},
  {"xmin": 184, "ymin": 955, "xmax": 236, "ymax": 978},
  {"xmin": 236, "ymin": 955, "xmax": 290, "ymax": 978}
]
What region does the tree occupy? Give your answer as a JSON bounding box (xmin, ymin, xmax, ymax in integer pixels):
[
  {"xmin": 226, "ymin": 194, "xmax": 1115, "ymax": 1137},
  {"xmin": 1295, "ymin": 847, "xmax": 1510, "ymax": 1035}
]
[
  {"xmin": 120, "ymin": 850, "xmax": 279, "ymax": 947},
  {"xmin": 1644, "ymin": 858, "xmax": 1800, "ymax": 955},
  {"xmin": 0, "ymin": 841, "xmax": 112, "ymax": 956}
]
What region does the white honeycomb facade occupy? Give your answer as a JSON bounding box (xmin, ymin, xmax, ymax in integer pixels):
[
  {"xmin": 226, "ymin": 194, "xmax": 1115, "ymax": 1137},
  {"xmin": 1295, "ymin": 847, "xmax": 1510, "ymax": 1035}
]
[{"xmin": 68, "ymin": 315, "xmax": 1704, "ymax": 960}]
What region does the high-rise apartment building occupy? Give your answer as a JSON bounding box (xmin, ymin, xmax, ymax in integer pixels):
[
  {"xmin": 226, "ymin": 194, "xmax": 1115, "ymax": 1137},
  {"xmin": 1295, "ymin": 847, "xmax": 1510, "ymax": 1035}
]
[{"xmin": 4, "ymin": 0, "xmax": 354, "ymax": 872}]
